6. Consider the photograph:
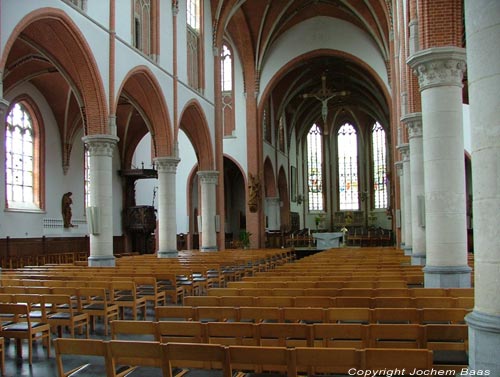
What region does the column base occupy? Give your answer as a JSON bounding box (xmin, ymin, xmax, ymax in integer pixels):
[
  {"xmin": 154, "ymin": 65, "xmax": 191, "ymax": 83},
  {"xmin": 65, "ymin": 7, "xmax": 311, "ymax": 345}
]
[
  {"xmin": 465, "ymin": 310, "xmax": 500, "ymax": 376},
  {"xmin": 403, "ymin": 245, "xmax": 413, "ymax": 256},
  {"xmin": 157, "ymin": 250, "xmax": 179, "ymax": 258},
  {"xmin": 423, "ymin": 265, "xmax": 472, "ymax": 288},
  {"xmin": 201, "ymin": 246, "xmax": 218, "ymax": 252},
  {"xmin": 88, "ymin": 255, "xmax": 116, "ymax": 267},
  {"xmin": 411, "ymin": 254, "xmax": 426, "ymax": 266}
]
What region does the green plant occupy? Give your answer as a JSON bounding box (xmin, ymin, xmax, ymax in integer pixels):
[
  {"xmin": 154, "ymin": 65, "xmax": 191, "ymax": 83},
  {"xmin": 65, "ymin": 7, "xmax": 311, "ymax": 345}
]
[{"xmin": 239, "ymin": 230, "xmax": 252, "ymax": 248}]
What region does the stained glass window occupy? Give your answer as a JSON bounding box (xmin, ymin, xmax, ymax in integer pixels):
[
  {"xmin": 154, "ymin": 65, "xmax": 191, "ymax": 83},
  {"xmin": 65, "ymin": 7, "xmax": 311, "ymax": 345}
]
[
  {"xmin": 133, "ymin": 0, "xmax": 151, "ymax": 55},
  {"xmin": 187, "ymin": 0, "xmax": 200, "ymax": 30},
  {"xmin": 338, "ymin": 123, "xmax": 359, "ymax": 210},
  {"xmin": 187, "ymin": 0, "xmax": 201, "ymax": 90},
  {"xmin": 5, "ymin": 103, "xmax": 35, "ymax": 208},
  {"xmin": 372, "ymin": 122, "xmax": 388, "ymax": 208},
  {"xmin": 307, "ymin": 124, "xmax": 323, "ymax": 211}
]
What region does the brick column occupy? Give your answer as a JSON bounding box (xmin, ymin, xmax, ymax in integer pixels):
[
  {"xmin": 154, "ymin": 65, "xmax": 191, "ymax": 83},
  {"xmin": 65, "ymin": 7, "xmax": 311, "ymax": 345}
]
[
  {"xmin": 197, "ymin": 171, "xmax": 219, "ymax": 251},
  {"xmin": 82, "ymin": 134, "xmax": 119, "ymax": 267},
  {"xmin": 397, "ymin": 144, "xmax": 412, "ymax": 255},
  {"xmin": 403, "ymin": 113, "xmax": 426, "ymax": 265},
  {"xmin": 464, "ymin": 1, "xmax": 500, "ymax": 375},
  {"xmin": 154, "ymin": 156, "xmax": 180, "ymax": 258},
  {"xmin": 408, "ymin": 47, "xmax": 471, "ymax": 287}
]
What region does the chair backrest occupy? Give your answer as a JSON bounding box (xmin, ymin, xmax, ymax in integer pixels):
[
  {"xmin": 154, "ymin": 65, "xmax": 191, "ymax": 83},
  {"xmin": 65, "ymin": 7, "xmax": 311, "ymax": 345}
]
[
  {"xmin": 164, "ymin": 342, "xmax": 230, "ymax": 377},
  {"xmin": 257, "ymin": 322, "xmax": 312, "ymax": 347},
  {"xmin": 291, "ymin": 347, "xmax": 361, "ymax": 375},
  {"xmin": 239, "ymin": 306, "xmax": 282, "ymax": 323},
  {"xmin": 327, "ymin": 307, "xmax": 371, "ymax": 324},
  {"xmin": 367, "ymin": 324, "xmax": 425, "ymax": 348},
  {"xmin": 155, "ymin": 305, "xmax": 195, "ymax": 321},
  {"xmin": 156, "ymin": 320, "xmax": 205, "ymax": 343},
  {"xmin": 53, "ymin": 338, "xmax": 111, "ymax": 377},
  {"xmin": 111, "ymin": 320, "xmax": 157, "ymax": 341},
  {"xmin": 372, "ymin": 308, "xmax": 420, "ymax": 324},
  {"xmin": 107, "ymin": 340, "xmax": 166, "ymax": 377},
  {"xmin": 312, "ymin": 323, "xmax": 368, "ymax": 348},
  {"xmin": 362, "ymin": 348, "xmax": 433, "ymax": 370},
  {"xmin": 195, "ymin": 306, "xmax": 239, "ymax": 322},
  {"xmin": 227, "ymin": 345, "xmax": 290, "ymax": 375},
  {"xmin": 206, "ymin": 322, "xmax": 258, "ymax": 346}
]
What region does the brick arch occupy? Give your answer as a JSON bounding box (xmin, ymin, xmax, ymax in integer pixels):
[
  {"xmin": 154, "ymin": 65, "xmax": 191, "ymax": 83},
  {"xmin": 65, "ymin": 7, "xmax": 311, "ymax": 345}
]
[
  {"xmin": 179, "ymin": 100, "xmax": 214, "ymax": 171},
  {"xmin": 263, "ymin": 157, "xmax": 277, "ymax": 197},
  {"xmin": 1, "ymin": 7, "xmax": 107, "ymax": 135},
  {"xmin": 116, "ymin": 66, "xmax": 173, "ymax": 159}
]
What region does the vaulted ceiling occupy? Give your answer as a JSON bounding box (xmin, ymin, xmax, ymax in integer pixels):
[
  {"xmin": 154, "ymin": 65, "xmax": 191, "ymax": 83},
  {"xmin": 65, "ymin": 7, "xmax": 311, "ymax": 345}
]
[{"xmin": 211, "ymin": 0, "xmax": 393, "ymax": 137}]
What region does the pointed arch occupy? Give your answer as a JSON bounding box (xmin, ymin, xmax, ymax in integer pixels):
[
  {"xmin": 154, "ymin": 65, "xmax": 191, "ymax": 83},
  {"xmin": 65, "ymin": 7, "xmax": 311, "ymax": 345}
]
[{"xmin": 263, "ymin": 157, "xmax": 277, "ymax": 197}]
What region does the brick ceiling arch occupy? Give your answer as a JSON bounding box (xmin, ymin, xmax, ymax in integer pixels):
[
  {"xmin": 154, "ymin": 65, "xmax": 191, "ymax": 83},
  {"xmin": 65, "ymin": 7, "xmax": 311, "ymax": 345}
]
[
  {"xmin": 1, "ymin": 7, "xmax": 107, "ymax": 141},
  {"xmin": 116, "ymin": 66, "xmax": 173, "ymax": 168},
  {"xmin": 179, "ymin": 100, "xmax": 214, "ymax": 171}
]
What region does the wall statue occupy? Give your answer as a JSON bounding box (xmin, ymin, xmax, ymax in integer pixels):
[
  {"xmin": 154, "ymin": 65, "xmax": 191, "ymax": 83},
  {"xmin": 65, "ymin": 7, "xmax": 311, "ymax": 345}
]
[{"xmin": 248, "ymin": 173, "xmax": 261, "ymax": 213}]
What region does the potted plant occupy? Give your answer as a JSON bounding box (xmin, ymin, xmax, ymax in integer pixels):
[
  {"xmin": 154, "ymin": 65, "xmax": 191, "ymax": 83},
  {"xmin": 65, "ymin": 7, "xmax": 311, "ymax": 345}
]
[{"xmin": 239, "ymin": 230, "xmax": 252, "ymax": 249}]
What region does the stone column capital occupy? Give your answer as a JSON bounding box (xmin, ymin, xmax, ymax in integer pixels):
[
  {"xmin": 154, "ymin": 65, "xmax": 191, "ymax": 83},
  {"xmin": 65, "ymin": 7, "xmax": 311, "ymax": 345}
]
[
  {"xmin": 82, "ymin": 134, "xmax": 119, "ymax": 157},
  {"xmin": 397, "ymin": 143, "xmax": 410, "ymax": 161},
  {"xmin": 407, "ymin": 47, "xmax": 466, "ymax": 91},
  {"xmin": 154, "ymin": 156, "xmax": 180, "ymax": 173},
  {"xmin": 197, "ymin": 170, "xmax": 219, "ymax": 185},
  {"xmin": 394, "ymin": 161, "xmax": 404, "ymax": 176},
  {"xmin": 401, "ymin": 113, "xmax": 423, "ymax": 139}
]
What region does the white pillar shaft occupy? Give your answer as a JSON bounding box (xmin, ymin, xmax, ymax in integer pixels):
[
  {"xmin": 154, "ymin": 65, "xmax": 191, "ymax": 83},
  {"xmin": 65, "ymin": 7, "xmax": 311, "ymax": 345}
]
[
  {"xmin": 155, "ymin": 157, "xmax": 180, "ymax": 258},
  {"xmin": 465, "ymin": 2, "xmax": 500, "ymax": 374},
  {"xmin": 395, "ymin": 161, "xmax": 404, "ymax": 246},
  {"xmin": 82, "ymin": 135, "xmax": 119, "ymax": 266},
  {"xmin": 408, "ymin": 47, "xmax": 468, "ymax": 268},
  {"xmin": 265, "ymin": 197, "xmax": 281, "ymax": 231},
  {"xmin": 198, "ymin": 171, "xmax": 219, "ymax": 251},
  {"xmin": 405, "ymin": 113, "xmax": 426, "ymax": 260}
]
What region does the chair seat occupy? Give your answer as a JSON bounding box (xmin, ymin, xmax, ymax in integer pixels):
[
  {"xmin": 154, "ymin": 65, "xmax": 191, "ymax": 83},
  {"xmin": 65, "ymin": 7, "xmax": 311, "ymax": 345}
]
[
  {"xmin": 3, "ymin": 321, "xmax": 47, "ymax": 331},
  {"xmin": 83, "ymin": 303, "xmax": 106, "ymax": 310}
]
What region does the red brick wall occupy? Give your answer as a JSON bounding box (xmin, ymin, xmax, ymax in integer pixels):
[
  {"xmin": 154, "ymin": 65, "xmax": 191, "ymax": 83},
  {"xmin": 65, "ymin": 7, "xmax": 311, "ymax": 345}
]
[{"xmin": 419, "ymin": 0, "xmax": 463, "ymax": 49}]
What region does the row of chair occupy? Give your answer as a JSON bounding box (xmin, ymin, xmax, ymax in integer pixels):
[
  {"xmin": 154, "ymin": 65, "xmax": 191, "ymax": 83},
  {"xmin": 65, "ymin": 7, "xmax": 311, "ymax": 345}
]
[
  {"xmin": 156, "ymin": 305, "xmax": 470, "ymax": 324},
  {"xmin": 210, "ymin": 286, "xmax": 474, "ymax": 297},
  {"xmin": 182, "ymin": 295, "xmax": 474, "ymax": 309},
  {"xmin": 55, "ymin": 338, "xmax": 435, "ymax": 377}
]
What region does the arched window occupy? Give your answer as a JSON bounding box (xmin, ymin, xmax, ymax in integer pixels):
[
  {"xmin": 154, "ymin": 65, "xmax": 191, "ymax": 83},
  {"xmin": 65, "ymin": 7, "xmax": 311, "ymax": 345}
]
[
  {"xmin": 221, "ymin": 43, "xmax": 235, "ymax": 136},
  {"xmin": 187, "ymin": 0, "xmax": 203, "ymax": 91},
  {"xmin": 5, "ymin": 102, "xmax": 41, "ymax": 210},
  {"xmin": 133, "ymin": 0, "xmax": 151, "ymax": 55},
  {"xmin": 372, "ymin": 122, "xmax": 388, "ymax": 208},
  {"xmin": 338, "ymin": 123, "xmax": 359, "ymax": 210},
  {"xmin": 221, "ymin": 44, "xmax": 232, "ymax": 91},
  {"xmin": 307, "ymin": 124, "xmax": 323, "ymax": 211}
]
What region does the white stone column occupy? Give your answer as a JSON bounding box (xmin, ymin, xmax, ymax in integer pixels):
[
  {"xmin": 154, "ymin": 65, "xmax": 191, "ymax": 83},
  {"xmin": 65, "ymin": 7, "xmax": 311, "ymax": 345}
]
[
  {"xmin": 0, "ymin": 76, "xmax": 9, "ymax": 275},
  {"xmin": 395, "ymin": 161, "xmax": 405, "ymax": 247},
  {"xmin": 154, "ymin": 156, "xmax": 180, "ymax": 258},
  {"xmin": 397, "ymin": 144, "xmax": 412, "ymax": 256},
  {"xmin": 265, "ymin": 197, "xmax": 281, "ymax": 231},
  {"xmin": 403, "ymin": 113, "xmax": 426, "ymax": 265},
  {"xmin": 408, "ymin": 47, "xmax": 471, "ymax": 287},
  {"xmin": 197, "ymin": 171, "xmax": 219, "ymax": 251},
  {"xmin": 82, "ymin": 134, "xmax": 119, "ymax": 267},
  {"xmin": 464, "ymin": 1, "xmax": 500, "ymax": 375}
]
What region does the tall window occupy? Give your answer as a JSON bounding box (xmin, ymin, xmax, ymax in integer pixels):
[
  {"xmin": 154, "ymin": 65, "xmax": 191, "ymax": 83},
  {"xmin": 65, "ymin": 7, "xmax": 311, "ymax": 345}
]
[
  {"xmin": 187, "ymin": 0, "xmax": 202, "ymax": 90},
  {"xmin": 338, "ymin": 123, "xmax": 359, "ymax": 210},
  {"xmin": 307, "ymin": 124, "xmax": 323, "ymax": 211},
  {"xmin": 372, "ymin": 122, "xmax": 388, "ymax": 208},
  {"xmin": 66, "ymin": 0, "xmax": 87, "ymax": 10},
  {"xmin": 5, "ymin": 103, "xmax": 36, "ymax": 209},
  {"xmin": 133, "ymin": 0, "xmax": 151, "ymax": 55},
  {"xmin": 221, "ymin": 44, "xmax": 232, "ymax": 91}
]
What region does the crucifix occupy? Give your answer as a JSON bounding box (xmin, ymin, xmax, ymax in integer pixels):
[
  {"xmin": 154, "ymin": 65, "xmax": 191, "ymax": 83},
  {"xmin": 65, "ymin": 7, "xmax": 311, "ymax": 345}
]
[{"xmin": 302, "ymin": 73, "xmax": 349, "ymax": 123}]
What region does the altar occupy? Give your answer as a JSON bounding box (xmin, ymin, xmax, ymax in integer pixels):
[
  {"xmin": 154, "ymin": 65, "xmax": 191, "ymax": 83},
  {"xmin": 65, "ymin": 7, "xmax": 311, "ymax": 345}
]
[{"xmin": 313, "ymin": 232, "xmax": 344, "ymax": 250}]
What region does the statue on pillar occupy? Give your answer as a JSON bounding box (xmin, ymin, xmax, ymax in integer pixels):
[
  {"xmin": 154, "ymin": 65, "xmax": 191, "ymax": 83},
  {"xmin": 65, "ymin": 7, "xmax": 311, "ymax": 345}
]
[
  {"xmin": 248, "ymin": 173, "xmax": 261, "ymax": 213},
  {"xmin": 62, "ymin": 192, "xmax": 74, "ymax": 228}
]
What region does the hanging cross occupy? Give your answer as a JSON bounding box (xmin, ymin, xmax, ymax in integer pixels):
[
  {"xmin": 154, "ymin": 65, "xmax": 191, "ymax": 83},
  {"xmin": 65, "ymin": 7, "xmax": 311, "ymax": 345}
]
[{"xmin": 302, "ymin": 73, "xmax": 349, "ymax": 123}]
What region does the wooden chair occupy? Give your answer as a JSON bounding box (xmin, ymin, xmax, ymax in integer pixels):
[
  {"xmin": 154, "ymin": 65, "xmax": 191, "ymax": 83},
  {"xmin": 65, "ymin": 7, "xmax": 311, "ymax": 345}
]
[
  {"xmin": 155, "ymin": 273, "xmax": 184, "ymax": 304},
  {"xmin": 0, "ymin": 303, "xmax": 51, "ymax": 365},
  {"xmin": 290, "ymin": 347, "xmax": 361, "ymax": 376},
  {"xmin": 421, "ymin": 308, "xmax": 470, "ymax": 324},
  {"xmin": 184, "ymin": 295, "xmax": 220, "ymax": 306},
  {"xmin": 372, "ymin": 308, "xmax": 420, "ymax": 324},
  {"xmin": 155, "ymin": 305, "xmax": 195, "ymax": 321},
  {"xmin": 282, "ymin": 307, "xmax": 325, "ymax": 324},
  {"xmin": 335, "ymin": 296, "xmax": 373, "ymax": 308},
  {"xmin": 107, "ymin": 340, "xmax": 168, "ymax": 377},
  {"xmin": 425, "ymin": 324, "xmax": 469, "ymax": 370},
  {"xmin": 257, "ymin": 322, "xmax": 313, "ymax": 348},
  {"xmin": 206, "ymin": 322, "xmax": 258, "ymax": 346},
  {"xmin": 256, "ymin": 296, "xmax": 294, "ymax": 308},
  {"xmin": 373, "ymin": 296, "xmax": 414, "ymax": 308},
  {"xmin": 367, "ymin": 324, "xmax": 425, "ymax": 349},
  {"xmin": 164, "ymin": 342, "xmax": 231, "ymax": 377},
  {"xmin": 219, "ymin": 295, "xmax": 255, "ymax": 307},
  {"xmin": 312, "ymin": 323, "xmax": 368, "ymax": 348},
  {"xmin": 326, "ymin": 307, "xmax": 372, "ymax": 324},
  {"xmin": 42, "ymin": 294, "xmax": 90, "ymax": 338},
  {"xmin": 361, "ymin": 348, "xmax": 433, "ymax": 371},
  {"xmin": 293, "ymin": 296, "xmax": 333, "ymax": 308},
  {"xmin": 111, "ymin": 280, "xmax": 147, "ymax": 320},
  {"xmin": 196, "ymin": 306, "xmax": 239, "ymax": 322},
  {"xmin": 156, "ymin": 320, "xmax": 206, "ymax": 343},
  {"xmin": 111, "ymin": 320, "xmax": 157, "ymax": 341},
  {"xmin": 53, "ymin": 338, "xmax": 110, "ymax": 377},
  {"xmin": 239, "ymin": 306, "xmax": 282, "ymax": 323},
  {"xmin": 134, "ymin": 276, "xmax": 166, "ymax": 307},
  {"xmin": 78, "ymin": 287, "xmax": 119, "ymax": 336},
  {"xmin": 228, "ymin": 344, "xmax": 291, "ymax": 375}
]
